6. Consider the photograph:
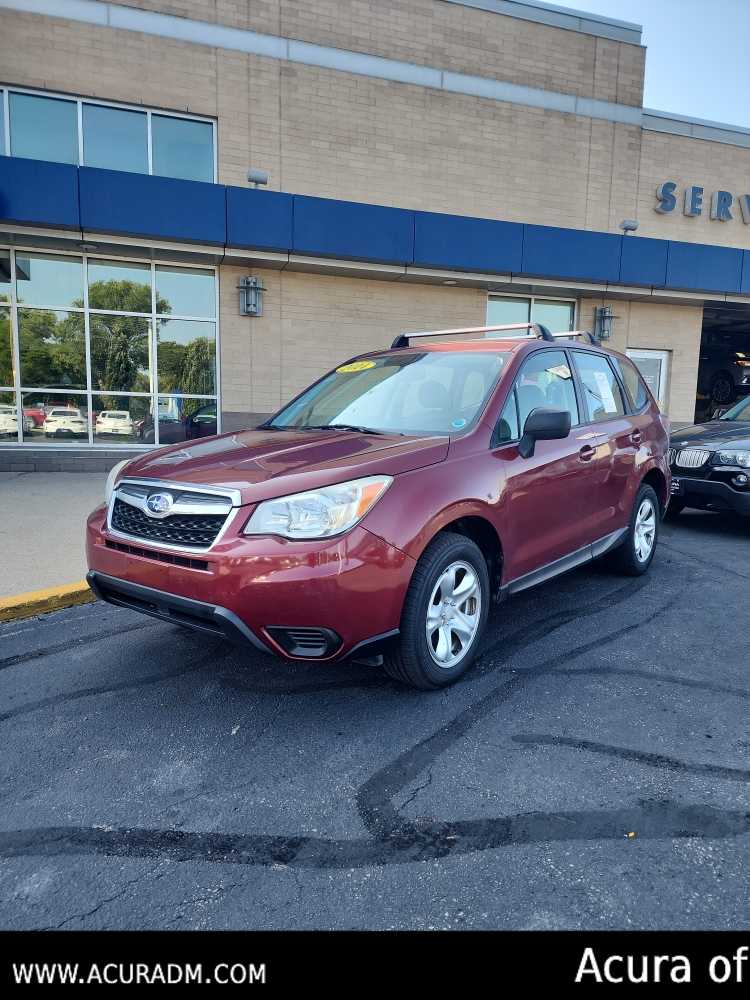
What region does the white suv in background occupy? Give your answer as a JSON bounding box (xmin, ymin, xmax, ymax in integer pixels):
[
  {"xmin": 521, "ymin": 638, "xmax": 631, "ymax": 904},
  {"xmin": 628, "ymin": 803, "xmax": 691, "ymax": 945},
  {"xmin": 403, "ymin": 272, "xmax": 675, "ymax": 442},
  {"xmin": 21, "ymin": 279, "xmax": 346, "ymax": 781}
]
[
  {"xmin": 96, "ymin": 410, "xmax": 134, "ymax": 437},
  {"xmin": 43, "ymin": 407, "xmax": 88, "ymax": 438},
  {"xmin": 0, "ymin": 404, "xmax": 20, "ymax": 438}
]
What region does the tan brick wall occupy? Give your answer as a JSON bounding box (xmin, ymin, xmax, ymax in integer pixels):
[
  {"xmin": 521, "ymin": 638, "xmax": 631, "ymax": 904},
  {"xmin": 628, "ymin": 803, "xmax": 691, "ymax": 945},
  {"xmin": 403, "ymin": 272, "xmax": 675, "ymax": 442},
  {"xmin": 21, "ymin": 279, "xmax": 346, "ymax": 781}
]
[
  {"xmin": 109, "ymin": 0, "xmax": 646, "ymax": 105},
  {"xmin": 636, "ymin": 131, "xmax": 750, "ymax": 249},
  {"xmin": 219, "ymin": 265, "xmax": 486, "ymax": 415},
  {"xmin": 579, "ymin": 298, "xmax": 703, "ymax": 422}
]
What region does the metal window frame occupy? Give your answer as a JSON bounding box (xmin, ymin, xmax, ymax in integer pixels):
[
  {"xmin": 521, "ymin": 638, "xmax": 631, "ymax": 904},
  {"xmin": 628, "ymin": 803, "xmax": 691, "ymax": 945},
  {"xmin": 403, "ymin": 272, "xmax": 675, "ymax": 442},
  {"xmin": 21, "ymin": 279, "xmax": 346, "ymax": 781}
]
[
  {"xmin": 0, "ymin": 244, "xmax": 220, "ymax": 450},
  {"xmin": 487, "ymin": 291, "xmax": 578, "ymax": 331},
  {"xmin": 2, "ymin": 83, "xmax": 217, "ymax": 182}
]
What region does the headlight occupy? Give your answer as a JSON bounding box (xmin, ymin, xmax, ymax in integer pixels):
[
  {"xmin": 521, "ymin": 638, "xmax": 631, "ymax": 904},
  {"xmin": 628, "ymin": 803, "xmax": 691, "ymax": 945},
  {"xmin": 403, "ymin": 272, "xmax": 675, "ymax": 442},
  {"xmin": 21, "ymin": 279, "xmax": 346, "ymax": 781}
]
[
  {"xmin": 715, "ymin": 450, "xmax": 750, "ymax": 468},
  {"xmin": 243, "ymin": 475, "xmax": 392, "ymax": 539},
  {"xmin": 105, "ymin": 459, "xmax": 130, "ymax": 503}
]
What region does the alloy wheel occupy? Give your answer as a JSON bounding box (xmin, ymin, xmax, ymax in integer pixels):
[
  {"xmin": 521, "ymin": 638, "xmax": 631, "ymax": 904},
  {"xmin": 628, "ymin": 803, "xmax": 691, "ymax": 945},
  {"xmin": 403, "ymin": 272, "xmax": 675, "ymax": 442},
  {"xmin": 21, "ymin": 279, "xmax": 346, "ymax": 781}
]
[
  {"xmin": 634, "ymin": 498, "xmax": 656, "ymax": 562},
  {"xmin": 425, "ymin": 560, "xmax": 482, "ymax": 668}
]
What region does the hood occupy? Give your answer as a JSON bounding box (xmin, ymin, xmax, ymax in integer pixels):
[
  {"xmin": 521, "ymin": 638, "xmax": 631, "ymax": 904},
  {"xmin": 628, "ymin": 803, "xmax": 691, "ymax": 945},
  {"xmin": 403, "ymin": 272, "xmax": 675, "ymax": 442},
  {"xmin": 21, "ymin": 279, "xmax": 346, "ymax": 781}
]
[
  {"xmin": 670, "ymin": 420, "xmax": 750, "ymax": 452},
  {"xmin": 121, "ymin": 427, "xmax": 450, "ymax": 504}
]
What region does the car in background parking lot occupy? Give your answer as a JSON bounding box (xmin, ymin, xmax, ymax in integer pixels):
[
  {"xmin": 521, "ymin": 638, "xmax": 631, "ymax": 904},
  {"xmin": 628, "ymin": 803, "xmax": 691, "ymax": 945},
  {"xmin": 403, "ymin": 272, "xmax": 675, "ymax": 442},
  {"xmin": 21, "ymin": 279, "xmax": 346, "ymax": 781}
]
[
  {"xmin": 668, "ymin": 394, "xmax": 750, "ymax": 517},
  {"xmin": 95, "ymin": 410, "xmax": 134, "ymax": 437},
  {"xmin": 43, "ymin": 407, "xmax": 88, "ymax": 438}
]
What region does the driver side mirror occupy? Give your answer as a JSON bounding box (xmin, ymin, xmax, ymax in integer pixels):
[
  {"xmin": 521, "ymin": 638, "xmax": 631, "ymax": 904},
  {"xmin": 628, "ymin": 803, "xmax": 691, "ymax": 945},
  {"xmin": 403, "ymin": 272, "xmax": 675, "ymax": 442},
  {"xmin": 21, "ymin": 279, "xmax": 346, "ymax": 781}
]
[{"xmin": 518, "ymin": 407, "xmax": 571, "ymax": 458}]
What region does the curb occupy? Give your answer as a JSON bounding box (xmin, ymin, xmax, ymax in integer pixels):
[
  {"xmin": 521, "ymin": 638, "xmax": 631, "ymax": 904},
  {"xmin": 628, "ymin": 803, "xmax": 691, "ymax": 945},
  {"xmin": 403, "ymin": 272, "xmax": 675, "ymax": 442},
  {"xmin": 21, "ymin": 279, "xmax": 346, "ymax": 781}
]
[{"xmin": 0, "ymin": 582, "xmax": 96, "ymax": 624}]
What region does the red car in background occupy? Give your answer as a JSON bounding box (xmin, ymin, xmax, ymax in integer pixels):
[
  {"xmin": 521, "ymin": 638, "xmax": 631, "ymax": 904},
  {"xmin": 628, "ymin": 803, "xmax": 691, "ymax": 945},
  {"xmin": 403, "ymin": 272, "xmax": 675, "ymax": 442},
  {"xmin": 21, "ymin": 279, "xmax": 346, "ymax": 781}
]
[
  {"xmin": 22, "ymin": 402, "xmax": 46, "ymax": 427},
  {"xmin": 87, "ymin": 324, "xmax": 670, "ymax": 690}
]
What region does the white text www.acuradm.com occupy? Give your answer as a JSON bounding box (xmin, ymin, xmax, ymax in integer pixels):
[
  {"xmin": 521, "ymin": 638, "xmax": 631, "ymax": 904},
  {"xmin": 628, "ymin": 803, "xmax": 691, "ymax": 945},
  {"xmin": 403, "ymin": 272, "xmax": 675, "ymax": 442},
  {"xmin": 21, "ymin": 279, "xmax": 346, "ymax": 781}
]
[{"xmin": 12, "ymin": 962, "xmax": 267, "ymax": 986}]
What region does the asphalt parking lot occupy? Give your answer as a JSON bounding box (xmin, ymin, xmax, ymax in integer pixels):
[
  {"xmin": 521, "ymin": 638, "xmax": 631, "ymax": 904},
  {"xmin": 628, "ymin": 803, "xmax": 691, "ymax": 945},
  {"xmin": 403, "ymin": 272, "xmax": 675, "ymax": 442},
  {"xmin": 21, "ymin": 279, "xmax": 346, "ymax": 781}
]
[{"xmin": 1, "ymin": 510, "xmax": 749, "ymax": 930}]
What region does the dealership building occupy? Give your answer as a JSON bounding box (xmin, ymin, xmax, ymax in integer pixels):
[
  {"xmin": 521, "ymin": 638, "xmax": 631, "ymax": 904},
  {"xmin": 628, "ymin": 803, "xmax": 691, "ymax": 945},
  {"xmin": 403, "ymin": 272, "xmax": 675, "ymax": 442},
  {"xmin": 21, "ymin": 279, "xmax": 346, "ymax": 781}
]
[{"xmin": 2, "ymin": 0, "xmax": 750, "ymax": 471}]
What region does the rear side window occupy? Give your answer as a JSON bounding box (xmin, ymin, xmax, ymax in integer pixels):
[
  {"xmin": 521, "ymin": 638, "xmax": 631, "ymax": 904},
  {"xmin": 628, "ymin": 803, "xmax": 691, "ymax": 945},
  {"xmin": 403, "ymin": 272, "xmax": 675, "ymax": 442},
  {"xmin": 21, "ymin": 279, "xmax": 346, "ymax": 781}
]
[
  {"xmin": 572, "ymin": 352, "xmax": 626, "ymax": 423},
  {"xmin": 612, "ymin": 356, "xmax": 649, "ymax": 410}
]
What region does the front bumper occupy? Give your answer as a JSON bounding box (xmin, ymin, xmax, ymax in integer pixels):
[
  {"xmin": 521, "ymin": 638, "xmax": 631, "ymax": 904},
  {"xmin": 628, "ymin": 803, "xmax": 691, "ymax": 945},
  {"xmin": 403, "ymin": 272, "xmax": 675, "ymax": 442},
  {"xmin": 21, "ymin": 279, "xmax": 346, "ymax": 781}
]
[
  {"xmin": 670, "ymin": 474, "xmax": 750, "ymax": 515},
  {"xmin": 86, "ymin": 504, "xmax": 414, "ymax": 661},
  {"xmin": 87, "ymin": 570, "xmax": 273, "ymax": 653}
]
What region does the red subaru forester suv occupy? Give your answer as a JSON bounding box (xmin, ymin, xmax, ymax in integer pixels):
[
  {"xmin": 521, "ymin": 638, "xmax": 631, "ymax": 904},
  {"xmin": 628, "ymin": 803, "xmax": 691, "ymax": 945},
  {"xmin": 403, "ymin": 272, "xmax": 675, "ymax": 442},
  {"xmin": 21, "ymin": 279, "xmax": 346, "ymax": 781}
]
[{"xmin": 87, "ymin": 324, "xmax": 670, "ymax": 689}]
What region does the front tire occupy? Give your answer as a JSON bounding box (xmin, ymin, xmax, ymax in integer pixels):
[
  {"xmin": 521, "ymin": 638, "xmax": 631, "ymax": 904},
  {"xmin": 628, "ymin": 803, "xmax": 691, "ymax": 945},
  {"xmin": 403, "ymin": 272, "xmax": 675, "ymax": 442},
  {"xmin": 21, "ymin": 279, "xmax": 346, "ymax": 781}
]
[
  {"xmin": 606, "ymin": 484, "xmax": 660, "ymax": 576},
  {"xmin": 383, "ymin": 531, "xmax": 490, "ymax": 690}
]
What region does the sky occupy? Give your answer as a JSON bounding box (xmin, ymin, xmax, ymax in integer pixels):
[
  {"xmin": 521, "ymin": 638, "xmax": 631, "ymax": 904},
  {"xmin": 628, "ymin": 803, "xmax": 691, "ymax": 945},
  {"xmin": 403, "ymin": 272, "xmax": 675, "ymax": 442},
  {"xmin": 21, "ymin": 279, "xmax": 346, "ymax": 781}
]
[{"xmin": 549, "ymin": 0, "xmax": 750, "ymax": 127}]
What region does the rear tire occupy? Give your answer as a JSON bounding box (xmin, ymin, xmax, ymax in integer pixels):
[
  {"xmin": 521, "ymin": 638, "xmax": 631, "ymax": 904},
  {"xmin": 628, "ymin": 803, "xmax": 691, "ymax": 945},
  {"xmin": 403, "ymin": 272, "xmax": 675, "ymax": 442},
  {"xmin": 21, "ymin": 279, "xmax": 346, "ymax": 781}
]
[
  {"xmin": 711, "ymin": 373, "xmax": 735, "ymax": 406},
  {"xmin": 383, "ymin": 531, "xmax": 490, "ymax": 690},
  {"xmin": 605, "ymin": 484, "xmax": 660, "ymax": 576}
]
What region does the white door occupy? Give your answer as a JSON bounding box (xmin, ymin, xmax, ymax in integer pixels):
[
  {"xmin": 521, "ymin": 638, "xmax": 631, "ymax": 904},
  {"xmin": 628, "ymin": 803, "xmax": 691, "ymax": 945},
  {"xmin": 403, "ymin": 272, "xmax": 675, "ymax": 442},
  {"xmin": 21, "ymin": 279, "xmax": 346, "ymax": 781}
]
[{"xmin": 626, "ymin": 349, "xmax": 669, "ymax": 409}]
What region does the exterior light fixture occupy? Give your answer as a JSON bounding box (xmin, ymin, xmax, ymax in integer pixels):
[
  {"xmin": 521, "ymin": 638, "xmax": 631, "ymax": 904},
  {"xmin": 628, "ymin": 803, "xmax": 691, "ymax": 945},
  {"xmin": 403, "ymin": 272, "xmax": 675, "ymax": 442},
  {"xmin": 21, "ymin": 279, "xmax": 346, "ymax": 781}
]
[
  {"xmin": 247, "ymin": 168, "xmax": 270, "ymax": 188},
  {"xmin": 594, "ymin": 305, "xmax": 615, "ymax": 340},
  {"xmin": 239, "ymin": 276, "xmax": 265, "ymax": 316},
  {"xmin": 619, "ymin": 219, "xmax": 639, "ymax": 234}
]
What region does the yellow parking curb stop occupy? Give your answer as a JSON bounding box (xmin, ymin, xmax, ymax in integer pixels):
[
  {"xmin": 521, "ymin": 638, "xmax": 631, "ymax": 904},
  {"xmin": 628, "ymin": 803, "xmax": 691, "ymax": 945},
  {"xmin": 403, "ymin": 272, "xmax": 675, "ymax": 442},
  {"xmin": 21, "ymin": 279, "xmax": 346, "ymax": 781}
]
[{"xmin": 0, "ymin": 582, "xmax": 96, "ymax": 624}]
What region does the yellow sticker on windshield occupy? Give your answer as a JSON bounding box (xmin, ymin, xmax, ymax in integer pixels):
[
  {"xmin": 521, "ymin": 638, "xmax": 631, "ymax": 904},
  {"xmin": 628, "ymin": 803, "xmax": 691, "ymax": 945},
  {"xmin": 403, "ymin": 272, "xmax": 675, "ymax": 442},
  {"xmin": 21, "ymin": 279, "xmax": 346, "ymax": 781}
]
[{"xmin": 336, "ymin": 360, "xmax": 376, "ymax": 373}]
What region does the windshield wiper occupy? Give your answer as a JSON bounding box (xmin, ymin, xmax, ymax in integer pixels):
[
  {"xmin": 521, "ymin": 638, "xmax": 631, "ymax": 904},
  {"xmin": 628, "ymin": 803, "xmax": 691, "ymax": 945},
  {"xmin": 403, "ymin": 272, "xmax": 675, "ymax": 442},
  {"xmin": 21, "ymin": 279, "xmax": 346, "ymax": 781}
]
[{"xmin": 297, "ymin": 423, "xmax": 382, "ymax": 435}]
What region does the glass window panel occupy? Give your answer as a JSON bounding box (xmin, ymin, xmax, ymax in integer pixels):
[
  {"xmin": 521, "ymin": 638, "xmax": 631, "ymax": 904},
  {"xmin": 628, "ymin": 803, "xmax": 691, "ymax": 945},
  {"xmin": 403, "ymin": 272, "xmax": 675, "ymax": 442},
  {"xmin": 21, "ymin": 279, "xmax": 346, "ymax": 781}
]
[
  {"xmin": 9, "ymin": 92, "xmax": 78, "ymax": 164},
  {"xmin": 22, "ymin": 391, "xmax": 89, "ymax": 443},
  {"xmin": 16, "ymin": 253, "xmax": 84, "ymax": 308},
  {"xmin": 612, "ymin": 355, "xmax": 649, "ymax": 410},
  {"xmin": 531, "ymin": 299, "xmax": 575, "ymax": 333},
  {"xmin": 486, "ymin": 297, "xmax": 530, "ymax": 329},
  {"xmin": 82, "ymin": 104, "xmax": 148, "ymax": 173},
  {"xmin": 0, "ymin": 249, "xmax": 10, "ymax": 301},
  {"xmin": 87, "ymin": 259, "xmax": 152, "ymax": 313},
  {"xmin": 151, "ymin": 115, "xmax": 213, "ymax": 182},
  {"xmin": 0, "ymin": 309, "xmax": 14, "ymax": 387},
  {"xmin": 572, "ymin": 351, "xmax": 626, "ymax": 423},
  {"xmin": 157, "ymin": 320, "xmax": 216, "ymax": 395},
  {"xmin": 151, "ymin": 396, "xmax": 216, "ymax": 445},
  {"xmin": 494, "ymin": 391, "xmax": 519, "ymax": 444},
  {"xmin": 90, "ymin": 313, "xmax": 152, "ymax": 394},
  {"xmin": 18, "ymin": 309, "xmax": 86, "ymax": 391},
  {"xmin": 0, "ymin": 390, "xmax": 20, "ymax": 442},
  {"xmin": 93, "ymin": 394, "xmax": 151, "ymax": 444},
  {"xmin": 515, "ymin": 349, "xmax": 579, "ymax": 428},
  {"xmin": 155, "ymin": 266, "xmax": 215, "ymax": 318}
]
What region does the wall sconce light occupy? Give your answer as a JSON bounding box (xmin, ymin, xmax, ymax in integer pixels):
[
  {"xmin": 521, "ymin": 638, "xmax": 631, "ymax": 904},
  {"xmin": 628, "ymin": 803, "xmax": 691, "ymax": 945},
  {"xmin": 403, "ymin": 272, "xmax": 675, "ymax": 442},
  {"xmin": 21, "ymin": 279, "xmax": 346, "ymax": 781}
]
[
  {"xmin": 594, "ymin": 305, "xmax": 615, "ymax": 340},
  {"xmin": 239, "ymin": 276, "xmax": 265, "ymax": 316}
]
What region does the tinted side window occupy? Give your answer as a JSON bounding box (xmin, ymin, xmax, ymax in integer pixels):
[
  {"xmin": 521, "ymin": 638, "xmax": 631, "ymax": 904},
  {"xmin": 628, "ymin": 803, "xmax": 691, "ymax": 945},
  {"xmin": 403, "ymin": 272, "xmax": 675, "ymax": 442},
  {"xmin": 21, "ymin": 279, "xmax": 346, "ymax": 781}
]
[
  {"xmin": 494, "ymin": 391, "xmax": 519, "ymax": 444},
  {"xmin": 612, "ymin": 356, "xmax": 649, "ymax": 410},
  {"xmin": 572, "ymin": 352, "xmax": 626, "ymax": 423},
  {"xmin": 515, "ymin": 349, "xmax": 579, "ymax": 428}
]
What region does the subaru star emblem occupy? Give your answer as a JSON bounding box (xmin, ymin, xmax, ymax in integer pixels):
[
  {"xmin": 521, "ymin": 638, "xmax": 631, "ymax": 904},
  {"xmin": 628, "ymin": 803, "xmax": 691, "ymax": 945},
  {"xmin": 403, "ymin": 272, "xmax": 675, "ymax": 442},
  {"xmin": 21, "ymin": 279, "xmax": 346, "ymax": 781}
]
[{"xmin": 146, "ymin": 492, "xmax": 172, "ymax": 515}]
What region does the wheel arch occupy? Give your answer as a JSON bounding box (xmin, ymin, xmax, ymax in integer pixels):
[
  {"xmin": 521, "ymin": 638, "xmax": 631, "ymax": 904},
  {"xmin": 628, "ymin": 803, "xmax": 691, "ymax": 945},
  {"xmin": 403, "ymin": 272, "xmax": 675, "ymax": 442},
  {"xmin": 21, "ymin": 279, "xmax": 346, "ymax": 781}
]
[
  {"xmin": 414, "ymin": 504, "xmax": 504, "ymax": 598},
  {"xmin": 640, "ymin": 465, "xmax": 668, "ymax": 514}
]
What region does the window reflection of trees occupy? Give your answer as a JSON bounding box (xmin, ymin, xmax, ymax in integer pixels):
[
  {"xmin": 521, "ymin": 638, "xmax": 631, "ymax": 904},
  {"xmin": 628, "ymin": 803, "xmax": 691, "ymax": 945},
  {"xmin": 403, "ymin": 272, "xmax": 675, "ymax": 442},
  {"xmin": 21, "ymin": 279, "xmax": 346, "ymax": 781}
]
[{"xmin": 15, "ymin": 277, "xmax": 216, "ymax": 419}]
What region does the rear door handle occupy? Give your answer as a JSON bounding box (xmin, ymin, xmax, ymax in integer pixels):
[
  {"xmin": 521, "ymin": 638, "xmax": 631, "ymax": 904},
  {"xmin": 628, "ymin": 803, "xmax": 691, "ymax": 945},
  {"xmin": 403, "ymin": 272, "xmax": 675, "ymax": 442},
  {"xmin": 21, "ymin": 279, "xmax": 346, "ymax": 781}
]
[
  {"xmin": 579, "ymin": 445, "xmax": 596, "ymax": 462},
  {"xmin": 630, "ymin": 429, "xmax": 642, "ymax": 446}
]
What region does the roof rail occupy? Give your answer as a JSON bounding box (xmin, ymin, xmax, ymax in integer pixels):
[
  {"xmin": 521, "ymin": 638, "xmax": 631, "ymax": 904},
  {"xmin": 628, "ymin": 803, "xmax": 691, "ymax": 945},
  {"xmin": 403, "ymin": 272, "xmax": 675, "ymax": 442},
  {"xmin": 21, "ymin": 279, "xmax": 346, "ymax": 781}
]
[
  {"xmin": 390, "ymin": 322, "xmax": 555, "ymax": 348},
  {"xmin": 549, "ymin": 329, "xmax": 598, "ymax": 345}
]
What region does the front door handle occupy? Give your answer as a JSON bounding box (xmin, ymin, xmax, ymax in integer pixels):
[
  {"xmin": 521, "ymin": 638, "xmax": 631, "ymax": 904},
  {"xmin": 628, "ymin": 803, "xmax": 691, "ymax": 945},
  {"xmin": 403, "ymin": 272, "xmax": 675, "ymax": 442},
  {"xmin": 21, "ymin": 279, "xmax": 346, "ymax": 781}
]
[
  {"xmin": 579, "ymin": 444, "xmax": 596, "ymax": 462},
  {"xmin": 630, "ymin": 429, "xmax": 642, "ymax": 446}
]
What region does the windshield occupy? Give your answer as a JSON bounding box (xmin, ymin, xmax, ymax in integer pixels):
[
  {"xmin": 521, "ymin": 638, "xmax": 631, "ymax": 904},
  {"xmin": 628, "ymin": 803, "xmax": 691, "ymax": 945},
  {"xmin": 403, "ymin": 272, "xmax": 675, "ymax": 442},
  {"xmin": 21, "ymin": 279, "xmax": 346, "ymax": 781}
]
[
  {"xmin": 720, "ymin": 397, "xmax": 750, "ymax": 422},
  {"xmin": 268, "ymin": 350, "xmax": 509, "ymax": 436}
]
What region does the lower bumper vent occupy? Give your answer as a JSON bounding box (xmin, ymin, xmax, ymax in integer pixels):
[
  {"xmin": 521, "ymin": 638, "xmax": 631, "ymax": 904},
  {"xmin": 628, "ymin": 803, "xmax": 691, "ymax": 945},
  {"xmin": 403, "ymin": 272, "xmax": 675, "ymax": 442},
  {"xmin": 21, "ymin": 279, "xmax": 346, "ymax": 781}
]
[{"xmin": 266, "ymin": 626, "xmax": 342, "ymax": 658}]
